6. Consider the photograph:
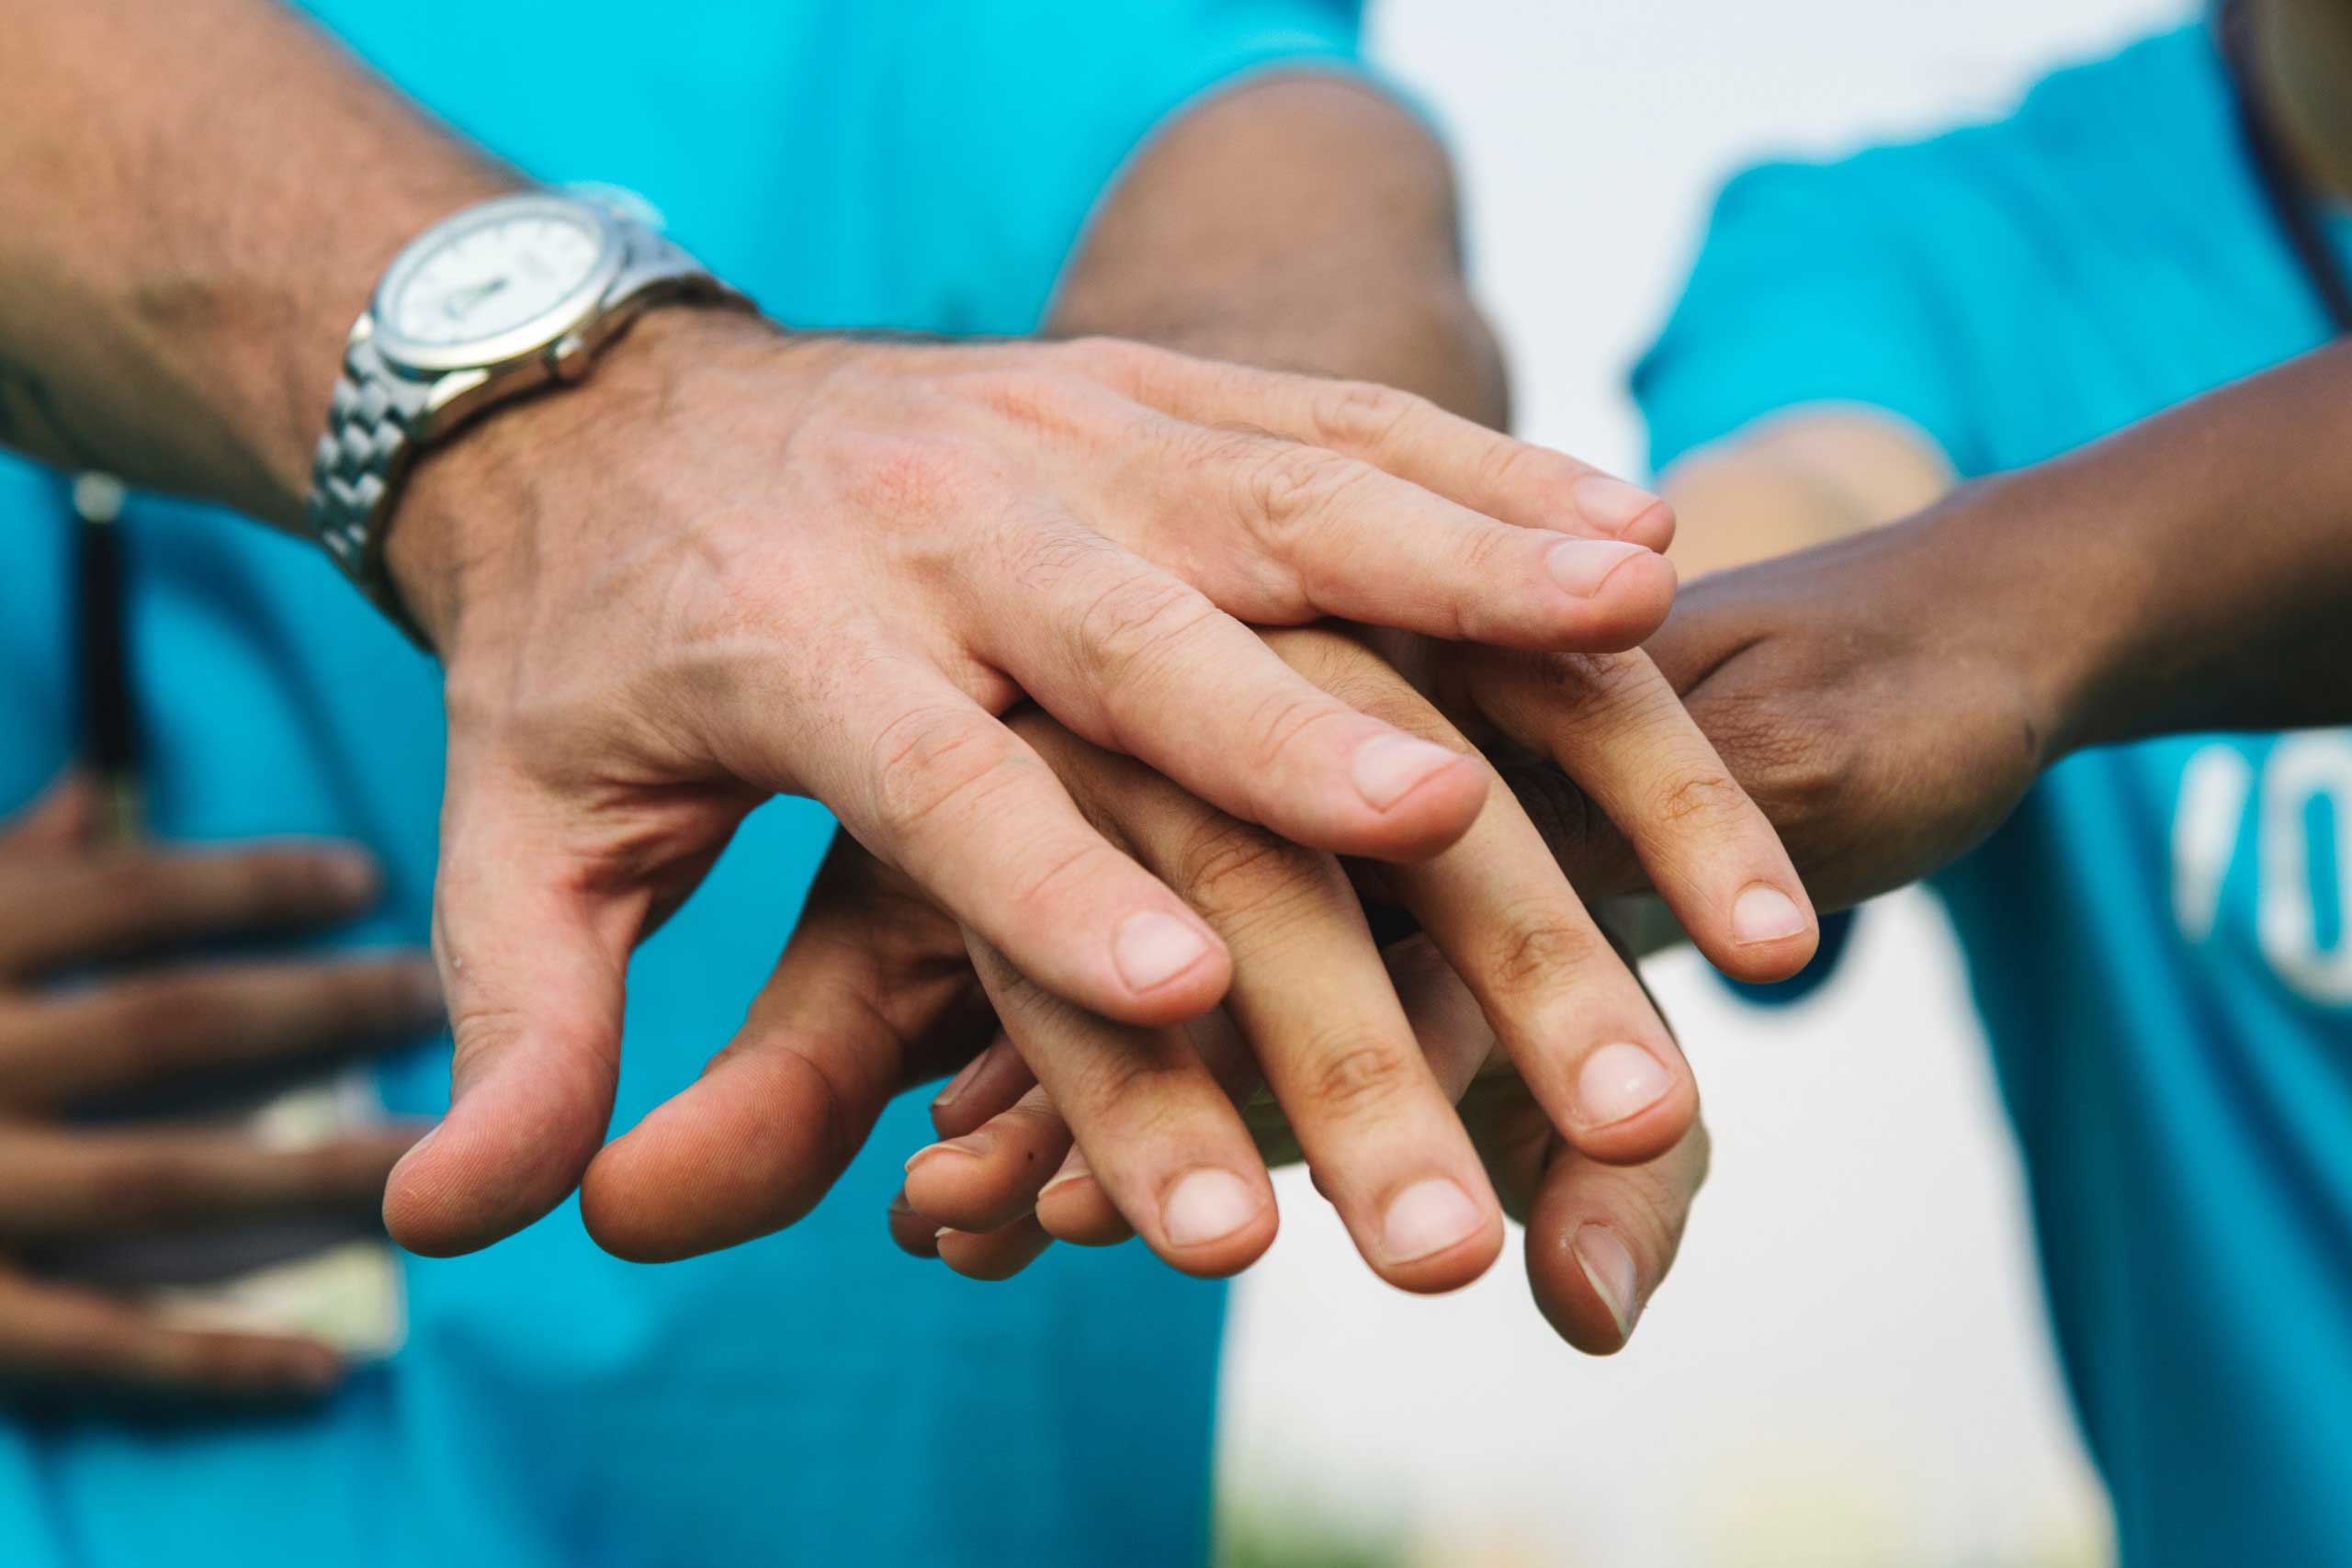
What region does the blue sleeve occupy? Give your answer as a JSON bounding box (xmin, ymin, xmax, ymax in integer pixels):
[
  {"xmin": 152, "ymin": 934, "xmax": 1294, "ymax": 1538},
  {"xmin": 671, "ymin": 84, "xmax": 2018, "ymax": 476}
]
[
  {"xmin": 938, "ymin": 0, "xmax": 1375, "ymax": 332},
  {"xmin": 1631, "ymin": 156, "xmax": 1984, "ymax": 477}
]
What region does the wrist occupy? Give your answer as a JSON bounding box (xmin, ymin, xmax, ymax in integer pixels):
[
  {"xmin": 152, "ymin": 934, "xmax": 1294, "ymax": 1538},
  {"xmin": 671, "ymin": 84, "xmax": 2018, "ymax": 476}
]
[
  {"xmin": 1898, "ymin": 479, "xmax": 2103, "ymax": 775},
  {"xmin": 384, "ymin": 305, "xmax": 789, "ymax": 655}
]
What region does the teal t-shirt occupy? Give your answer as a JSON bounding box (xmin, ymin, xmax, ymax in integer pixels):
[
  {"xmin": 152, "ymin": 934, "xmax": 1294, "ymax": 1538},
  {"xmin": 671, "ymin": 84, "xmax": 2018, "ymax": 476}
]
[
  {"xmin": 0, "ymin": 5, "xmax": 1363, "ymax": 1564},
  {"xmin": 1634, "ymin": 25, "xmax": 2352, "ymax": 1567}
]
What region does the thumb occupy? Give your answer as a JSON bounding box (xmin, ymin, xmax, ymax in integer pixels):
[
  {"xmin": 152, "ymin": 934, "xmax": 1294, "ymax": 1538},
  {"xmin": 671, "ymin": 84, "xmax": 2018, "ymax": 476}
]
[
  {"xmin": 582, "ymin": 839, "xmax": 989, "ymax": 1261},
  {"xmin": 383, "ymin": 779, "xmax": 639, "ymax": 1257}
]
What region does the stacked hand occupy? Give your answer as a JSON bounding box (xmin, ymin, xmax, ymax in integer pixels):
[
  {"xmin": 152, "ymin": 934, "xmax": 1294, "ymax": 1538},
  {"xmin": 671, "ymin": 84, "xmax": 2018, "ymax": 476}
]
[
  {"xmin": 582, "ymin": 622, "xmax": 1812, "ymax": 1346},
  {"xmin": 377, "ymin": 314, "xmax": 1737, "ymax": 1258},
  {"xmin": 0, "ymin": 777, "xmax": 437, "ymax": 1404}
]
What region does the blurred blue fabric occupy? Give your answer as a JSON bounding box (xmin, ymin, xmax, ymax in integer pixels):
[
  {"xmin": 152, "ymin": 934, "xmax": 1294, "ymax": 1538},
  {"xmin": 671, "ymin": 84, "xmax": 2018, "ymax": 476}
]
[{"xmin": 0, "ymin": 5, "xmax": 1363, "ymax": 1564}]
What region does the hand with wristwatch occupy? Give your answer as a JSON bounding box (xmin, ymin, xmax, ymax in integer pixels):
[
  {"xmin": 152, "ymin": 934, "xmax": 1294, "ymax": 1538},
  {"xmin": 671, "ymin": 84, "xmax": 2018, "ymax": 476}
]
[{"xmin": 286, "ymin": 184, "xmax": 1710, "ymax": 1264}]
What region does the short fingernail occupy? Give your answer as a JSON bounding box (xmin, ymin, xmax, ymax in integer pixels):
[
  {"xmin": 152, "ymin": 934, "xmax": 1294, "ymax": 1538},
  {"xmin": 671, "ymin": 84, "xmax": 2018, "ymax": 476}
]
[
  {"xmin": 1380, "ymin": 1178, "xmax": 1486, "ymax": 1265},
  {"xmin": 1113, "ymin": 912, "xmax": 1215, "ymax": 993},
  {"xmin": 1545, "ymin": 538, "xmax": 1649, "ymax": 597},
  {"xmin": 932, "ymin": 1048, "xmax": 992, "ymax": 1113},
  {"xmin": 1351, "ymin": 734, "xmax": 1464, "ymax": 811},
  {"xmin": 1574, "ymin": 1223, "xmax": 1642, "ymax": 1338},
  {"xmin": 1572, "ymin": 475, "xmax": 1667, "ymax": 535},
  {"xmin": 905, "ymin": 1134, "xmax": 990, "ymax": 1175},
  {"xmin": 1732, "ymin": 884, "xmax": 1809, "ymax": 944},
  {"xmin": 1161, "ymin": 1168, "xmax": 1262, "ymax": 1248},
  {"xmin": 1040, "ymin": 1147, "xmax": 1093, "ymax": 1201},
  {"xmin": 1577, "ymin": 1041, "xmax": 1673, "ymax": 1127}
]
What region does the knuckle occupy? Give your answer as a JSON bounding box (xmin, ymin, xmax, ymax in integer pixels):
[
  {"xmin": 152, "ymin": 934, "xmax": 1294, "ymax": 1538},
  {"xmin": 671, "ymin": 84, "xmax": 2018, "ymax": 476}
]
[
  {"xmin": 1173, "ymin": 817, "xmax": 1326, "ymax": 925},
  {"xmin": 1239, "ymin": 445, "xmax": 1370, "ymax": 548},
  {"xmin": 1242, "ymin": 687, "xmax": 1351, "ymax": 780},
  {"xmin": 1647, "ymin": 767, "xmax": 1748, "ymax": 830},
  {"xmin": 1486, "ymin": 904, "xmax": 1606, "ymax": 998},
  {"xmin": 1308, "ymin": 379, "xmax": 1425, "ymax": 451},
  {"xmin": 866, "ymin": 707, "xmax": 1023, "ymax": 841},
  {"xmin": 1072, "ymin": 572, "xmax": 1216, "ymax": 691},
  {"xmin": 1005, "ymin": 837, "xmax": 1125, "ymax": 926},
  {"xmin": 1304, "ymin": 1041, "xmax": 1418, "ymax": 1119}
]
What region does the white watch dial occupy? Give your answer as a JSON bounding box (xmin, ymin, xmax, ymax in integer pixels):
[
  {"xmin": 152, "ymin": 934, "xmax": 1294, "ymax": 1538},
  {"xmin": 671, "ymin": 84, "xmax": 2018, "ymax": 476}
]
[{"xmin": 387, "ymin": 209, "xmax": 606, "ymax": 348}]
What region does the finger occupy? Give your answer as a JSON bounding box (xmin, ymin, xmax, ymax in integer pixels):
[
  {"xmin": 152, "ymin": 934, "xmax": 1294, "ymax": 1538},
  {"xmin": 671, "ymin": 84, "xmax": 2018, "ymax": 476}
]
[
  {"xmin": 784, "ymin": 669, "xmax": 1233, "ymax": 1028},
  {"xmin": 929, "ymin": 1034, "xmax": 1032, "ymax": 1137},
  {"xmin": 0, "ymin": 953, "xmax": 443, "ymax": 1113},
  {"xmin": 966, "ymin": 932, "xmax": 1274, "ymax": 1278},
  {"xmin": 1522, "ymin": 1119, "xmax": 1712, "ymax": 1355},
  {"xmin": 1074, "ymin": 340, "xmax": 1678, "ymax": 551},
  {"xmin": 904, "ymin": 1080, "xmax": 1074, "ymax": 1235},
  {"xmin": 1033, "ymin": 1145, "xmax": 1133, "ymax": 1247},
  {"xmin": 382, "ymin": 773, "xmax": 635, "ymax": 1257},
  {"xmin": 0, "ymin": 841, "xmax": 381, "ymax": 978},
  {"xmin": 933, "ymin": 1214, "xmax": 1055, "ymax": 1281},
  {"xmin": 582, "ymin": 838, "xmax": 990, "ymax": 1262},
  {"xmin": 1021, "ymin": 719, "xmax": 1501, "ymax": 1292},
  {"xmin": 1278, "ymin": 633, "xmax": 1696, "ymax": 1167},
  {"xmin": 0, "ymin": 772, "xmax": 101, "ymax": 855},
  {"xmin": 1466, "ymin": 647, "xmax": 1818, "ymax": 985},
  {"xmin": 978, "ymin": 533, "xmax": 1488, "ymax": 862},
  {"xmin": 0, "ymin": 1271, "xmax": 343, "ymax": 1403},
  {"xmin": 0, "ymin": 1124, "xmax": 424, "ymax": 1242},
  {"xmin": 887, "ymin": 1190, "xmax": 944, "ymax": 1258}
]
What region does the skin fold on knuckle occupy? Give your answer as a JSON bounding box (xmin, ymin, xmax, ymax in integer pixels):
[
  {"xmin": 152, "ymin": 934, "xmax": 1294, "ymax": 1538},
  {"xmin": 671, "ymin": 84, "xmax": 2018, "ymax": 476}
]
[
  {"xmin": 863, "ymin": 705, "xmax": 1026, "ymax": 845},
  {"xmin": 1306, "ymin": 379, "xmax": 1427, "ymax": 455}
]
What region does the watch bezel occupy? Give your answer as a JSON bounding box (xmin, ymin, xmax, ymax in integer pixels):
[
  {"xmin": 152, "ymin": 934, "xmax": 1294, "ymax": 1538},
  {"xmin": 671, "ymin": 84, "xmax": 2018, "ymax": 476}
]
[{"xmin": 367, "ymin": 193, "xmax": 626, "ymax": 376}]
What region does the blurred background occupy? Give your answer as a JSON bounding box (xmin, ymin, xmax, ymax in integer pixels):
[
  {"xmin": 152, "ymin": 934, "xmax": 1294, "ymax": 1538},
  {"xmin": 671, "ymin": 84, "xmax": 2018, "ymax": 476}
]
[{"xmin": 1217, "ymin": 3, "xmax": 2193, "ymax": 1563}]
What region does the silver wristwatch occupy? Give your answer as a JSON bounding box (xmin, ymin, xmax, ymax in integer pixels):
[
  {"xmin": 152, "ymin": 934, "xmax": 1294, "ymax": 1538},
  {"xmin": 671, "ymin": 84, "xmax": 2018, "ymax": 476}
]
[{"xmin": 304, "ymin": 189, "xmax": 750, "ymax": 644}]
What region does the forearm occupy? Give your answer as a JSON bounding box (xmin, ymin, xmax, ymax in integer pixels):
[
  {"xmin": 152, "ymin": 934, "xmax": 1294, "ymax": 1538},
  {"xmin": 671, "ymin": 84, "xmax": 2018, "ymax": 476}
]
[
  {"xmin": 1970, "ymin": 340, "xmax": 2352, "ymax": 753},
  {"xmin": 1046, "ymin": 73, "xmax": 1507, "ymax": 426},
  {"xmin": 0, "ymin": 0, "xmax": 513, "ymax": 525},
  {"xmin": 1657, "ymin": 410, "xmax": 1953, "ymax": 580}
]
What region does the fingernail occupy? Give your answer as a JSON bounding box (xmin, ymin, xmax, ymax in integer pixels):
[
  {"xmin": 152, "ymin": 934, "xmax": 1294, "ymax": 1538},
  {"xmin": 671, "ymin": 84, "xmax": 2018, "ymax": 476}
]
[
  {"xmin": 1574, "ymin": 1223, "xmax": 1642, "ymax": 1338},
  {"xmin": 905, "ymin": 1134, "xmax": 989, "ymax": 1175},
  {"xmin": 1351, "ymin": 734, "xmax": 1463, "ymax": 811},
  {"xmin": 1732, "ymin": 884, "xmax": 1809, "ymax": 944},
  {"xmin": 1040, "ymin": 1147, "xmax": 1092, "ymax": 1201},
  {"xmin": 1544, "ymin": 538, "xmax": 1649, "ymax": 597},
  {"xmin": 932, "ymin": 1048, "xmax": 991, "ymax": 1113},
  {"xmin": 1113, "ymin": 912, "xmax": 1215, "ymax": 993},
  {"xmin": 1577, "ymin": 1042, "xmax": 1673, "ymax": 1127},
  {"xmin": 1572, "ymin": 475, "xmax": 1667, "ymax": 535},
  {"xmin": 325, "ymin": 850, "xmax": 381, "ymax": 904},
  {"xmin": 1161, "ymin": 1168, "xmax": 1261, "ymax": 1248},
  {"xmin": 1380, "ymin": 1178, "xmax": 1486, "ymax": 1265}
]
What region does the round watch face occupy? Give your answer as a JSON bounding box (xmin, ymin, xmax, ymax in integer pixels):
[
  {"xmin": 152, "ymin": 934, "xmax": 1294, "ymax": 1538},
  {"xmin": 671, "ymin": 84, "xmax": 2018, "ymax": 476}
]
[{"xmin": 376, "ymin": 197, "xmax": 617, "ymax": 366}]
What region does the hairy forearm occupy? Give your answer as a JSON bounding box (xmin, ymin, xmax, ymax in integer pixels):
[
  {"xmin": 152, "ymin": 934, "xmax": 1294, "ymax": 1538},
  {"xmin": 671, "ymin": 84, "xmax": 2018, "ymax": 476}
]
[
  {"xmin": 1968, "ymin": 341, "xmax": 2352, "ymax": 753},
  {"xmin": 0, "ymin": 0, "xmax": 513, "ymax": 525},
  {"xmin": 1046, "ymin": 73, "xmax": 1507, "ymax": 427}
]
